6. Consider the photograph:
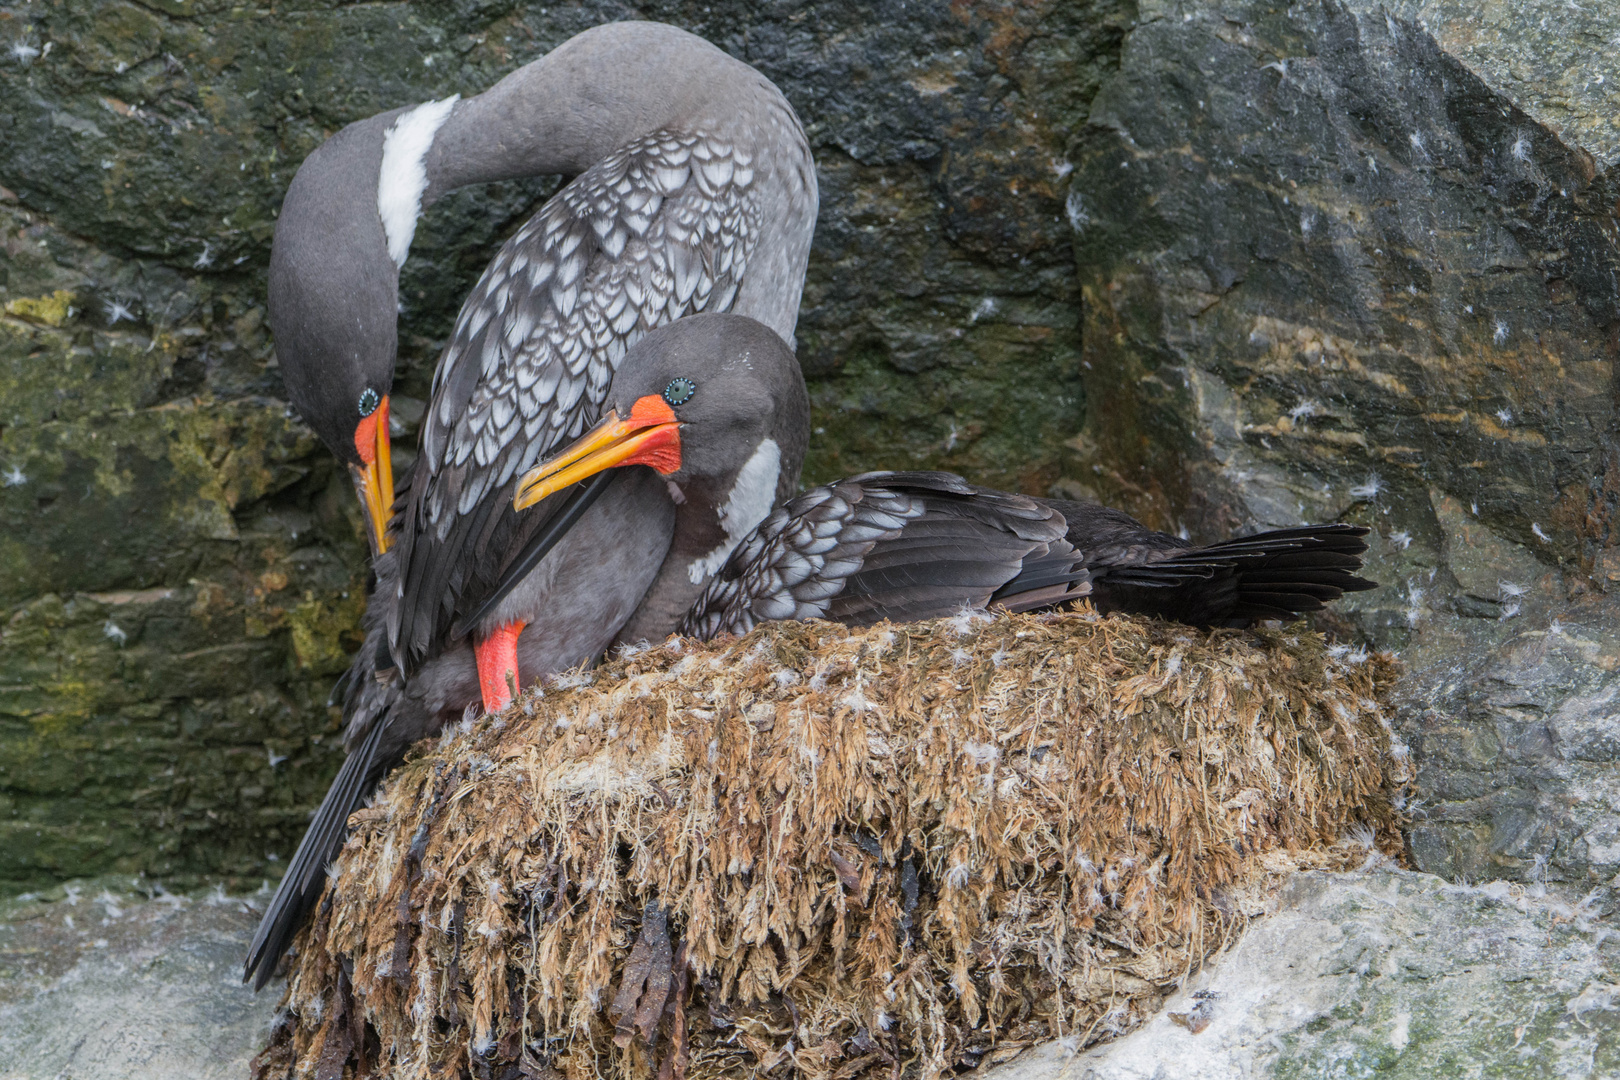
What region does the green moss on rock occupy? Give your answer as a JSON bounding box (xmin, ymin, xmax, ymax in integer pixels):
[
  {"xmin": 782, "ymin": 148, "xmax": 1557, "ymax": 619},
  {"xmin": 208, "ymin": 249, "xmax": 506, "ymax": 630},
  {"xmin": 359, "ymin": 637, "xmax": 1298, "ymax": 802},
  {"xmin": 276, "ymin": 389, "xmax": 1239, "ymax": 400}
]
[
  {"xmin": 3, "ymin": 289, "xmax": 75, "ymax": 327},
  {"xmin": 0, "ymin": 0, "xmax": 1131, "ymax": 894}
]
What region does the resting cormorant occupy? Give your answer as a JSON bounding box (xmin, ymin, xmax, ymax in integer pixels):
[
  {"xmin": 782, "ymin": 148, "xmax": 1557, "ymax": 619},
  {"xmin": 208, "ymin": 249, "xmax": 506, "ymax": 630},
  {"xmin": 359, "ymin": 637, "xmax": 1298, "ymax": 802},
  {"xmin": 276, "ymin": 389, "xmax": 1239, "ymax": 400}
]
[{"xmin": 512, "ymin": 313, "xmax": 1378, "ymax": 637}]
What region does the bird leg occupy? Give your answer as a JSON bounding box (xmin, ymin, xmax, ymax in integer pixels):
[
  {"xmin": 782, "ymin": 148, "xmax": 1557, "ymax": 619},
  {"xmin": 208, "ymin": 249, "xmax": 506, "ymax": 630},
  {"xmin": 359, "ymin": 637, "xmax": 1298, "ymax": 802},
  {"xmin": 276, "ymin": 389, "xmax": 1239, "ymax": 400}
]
[{"xmin": 475, "ymin": 621, "xmax": 528, "ymax": 713}]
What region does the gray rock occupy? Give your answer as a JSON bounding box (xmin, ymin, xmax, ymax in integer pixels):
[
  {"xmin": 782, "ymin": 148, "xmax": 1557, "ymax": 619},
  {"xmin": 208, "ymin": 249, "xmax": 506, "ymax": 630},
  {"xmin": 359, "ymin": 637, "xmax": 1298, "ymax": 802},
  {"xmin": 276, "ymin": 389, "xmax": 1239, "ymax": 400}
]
[
  {"xmin": 0, "ymin": 0, "xmax": 1111, "ymax": 896},
  {"xmin": 1401, "ymin": 591, "xmax": 1620, "ymax": 889},
  {"xmin": 1066, "ymin": 0, "xmax": 1620, "ymax": 885},
  {"xmin": 985, "ymin": 870, "xmax": 1620, "ymax": 1079},
  {"xmin": 1070, "ymin": 0, "xmax": 1617, "ymax": 566},
  {"xmin": 1387, "ymin": 0, "xmax": 1620, "ymax": 169},
  {"xmin": 0, "ymin": 880, "xmax": 276, "ymax": 1079}
]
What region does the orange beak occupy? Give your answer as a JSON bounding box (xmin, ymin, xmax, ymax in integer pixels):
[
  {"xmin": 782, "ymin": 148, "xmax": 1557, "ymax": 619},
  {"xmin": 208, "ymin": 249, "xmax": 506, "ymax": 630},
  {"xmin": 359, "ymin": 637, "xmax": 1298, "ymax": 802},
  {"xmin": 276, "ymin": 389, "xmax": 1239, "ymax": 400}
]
[
  {"xmin": 350, "ymin": 395, "xmax": 395, "ymax": 555},
  {"xmin": 513, "ymin": 395, "xmax": 681, "ymax": 511}
]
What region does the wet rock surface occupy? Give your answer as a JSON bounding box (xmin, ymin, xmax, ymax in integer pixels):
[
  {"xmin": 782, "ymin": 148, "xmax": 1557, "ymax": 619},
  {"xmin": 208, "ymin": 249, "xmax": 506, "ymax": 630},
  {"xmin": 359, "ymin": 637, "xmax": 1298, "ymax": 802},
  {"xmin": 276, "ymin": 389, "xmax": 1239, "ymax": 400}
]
[
  {"xmin": 1389, "ymin": 0, "xmax": 1620, "ymax": 170},
  {"xmin": 6, "ymin": 868, "xmax": 1616, "ymax": 1079},
  {"xmin": 0, "ymin": 0, "xmax": 1120, "ymax": 893},
  {"xmin": 1065, "ymin": 0, "xmax": 1620, "ymax": 889},
  {"xmin": 0, "ymin": 878, "xmax": 275, "ymax": 1079},
  {"xmin": 993, "ymin": 870, "xmax": 1620, "ymax": 1079},
  {"xmin": 1069, "ymin": 0, "xmax": 1618, "ymax": 567},
  {"xmin": 1396, "ymin": 590, "xmax": 1620, "ymax": 889}
]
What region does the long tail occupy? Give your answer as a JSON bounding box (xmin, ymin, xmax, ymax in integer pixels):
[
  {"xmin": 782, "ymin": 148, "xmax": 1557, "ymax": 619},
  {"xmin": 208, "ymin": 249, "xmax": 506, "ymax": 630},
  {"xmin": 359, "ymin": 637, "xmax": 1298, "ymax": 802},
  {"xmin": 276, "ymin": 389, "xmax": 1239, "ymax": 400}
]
[
  {"xmin": 242, "ymin": 717, "xmax": 388, "ymax": 990},
  {"xmin": 1092, "ymin": 524, "xmax": 1376, "ymax": 626}
]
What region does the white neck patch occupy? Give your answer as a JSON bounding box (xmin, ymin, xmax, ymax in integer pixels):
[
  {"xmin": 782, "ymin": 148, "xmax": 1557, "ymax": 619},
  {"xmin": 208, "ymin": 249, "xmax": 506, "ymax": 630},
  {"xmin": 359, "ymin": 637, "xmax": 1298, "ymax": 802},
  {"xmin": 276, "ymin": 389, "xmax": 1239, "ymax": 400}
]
[
  {"xmin": 377, "ymin": 95, "xmax": 459, "ymax": 269},
  {"xmin": 688, "ymin": 438, "xmax": 781, "ymax": 584}
]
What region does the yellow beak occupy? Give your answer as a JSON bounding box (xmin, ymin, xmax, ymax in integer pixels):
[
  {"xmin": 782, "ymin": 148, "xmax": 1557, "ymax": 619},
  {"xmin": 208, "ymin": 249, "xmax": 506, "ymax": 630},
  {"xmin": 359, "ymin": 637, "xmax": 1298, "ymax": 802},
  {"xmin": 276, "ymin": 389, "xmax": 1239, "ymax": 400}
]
[
  {"xmin": 514, "ymin": 395, "xmax": 681, "ymax": 512},
  {"xmin": 350, "ymin": 395, "xmax": 395, "ymax": 556}
]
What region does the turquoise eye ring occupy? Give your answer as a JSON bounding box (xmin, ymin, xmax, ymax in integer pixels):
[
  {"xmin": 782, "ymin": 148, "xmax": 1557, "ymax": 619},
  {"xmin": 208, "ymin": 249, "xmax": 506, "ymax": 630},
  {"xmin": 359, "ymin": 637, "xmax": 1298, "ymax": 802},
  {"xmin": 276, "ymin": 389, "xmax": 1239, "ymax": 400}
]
[
  {"xmin": 662, "ymin": 377, "xmax": 696, "ymax": 407},
  {"xmin": 357, "ymin": 387, "xmax": 381, "ymax": 416}
]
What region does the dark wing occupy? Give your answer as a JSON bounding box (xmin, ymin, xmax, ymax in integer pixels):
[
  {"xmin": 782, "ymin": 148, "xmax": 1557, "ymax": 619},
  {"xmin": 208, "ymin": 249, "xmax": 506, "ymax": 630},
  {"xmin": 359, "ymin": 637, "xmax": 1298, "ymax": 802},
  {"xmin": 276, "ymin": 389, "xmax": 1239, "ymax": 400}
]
[
  {"xmin": 680, "ymin": 471, "xmax": 1088, "ymax": 639},
  {"xmin": 1037, "ymin": 497, "xmax": 1194, "ymax": 564},
  {"xmin": 391, "ymin": 130, "xmax": 760, "ymax": 670},
  {"xmin": 1041, "ymin": 499, "xmax": 1376, "ymax": 626}
]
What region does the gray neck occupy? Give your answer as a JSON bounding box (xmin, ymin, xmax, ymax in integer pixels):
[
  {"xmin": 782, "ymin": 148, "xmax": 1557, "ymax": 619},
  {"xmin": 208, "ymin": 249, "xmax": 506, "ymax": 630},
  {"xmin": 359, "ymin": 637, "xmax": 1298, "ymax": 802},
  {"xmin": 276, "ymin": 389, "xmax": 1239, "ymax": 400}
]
[
  {"xmin": 422, "ymin": 22, "xmax": 798, "ymax": 192},
  {"xmin": 392, "ymin": 21, "xmax": 816, "ymax": 342},
  {"xmin": 272, "ymin": 21, "xmax": 816, "ymax": 395},
  {"xmin": 616, "ymin": 435, "xmax": 802, "ymax": 645},
  {"xmin": 614, "ymin": 474, "xmax": 732, "ymax": 645}
]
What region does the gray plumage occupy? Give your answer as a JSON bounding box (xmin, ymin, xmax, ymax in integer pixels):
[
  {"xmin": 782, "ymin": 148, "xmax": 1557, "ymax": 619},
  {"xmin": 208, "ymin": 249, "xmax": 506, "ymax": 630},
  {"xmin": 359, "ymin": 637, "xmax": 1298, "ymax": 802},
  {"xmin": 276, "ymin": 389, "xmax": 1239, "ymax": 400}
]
[
  {"xmin": 246, "ymin": 23, "xmax": 816, "ymax": 990},
  {"xmin": 587, "ymin": 313, "xmax": 812, "ymax": 645},
  {"xmin": 679, "ymin": 472, "xmax": 1088, "ymax": 639},
  {"xmin": 389, "ymin": 23, "xmax": 817, "ymax": 670},
  {"xmin": 510, "ymin": 314, "xmax": 1376, "ymax": 645},
  {"xmin": 681, "ymin": 485, "xmax": 1376, "ymax": 639},
  {"xmin": 243, "ymin": 468, "xmax": 674, "ymax": 989}
]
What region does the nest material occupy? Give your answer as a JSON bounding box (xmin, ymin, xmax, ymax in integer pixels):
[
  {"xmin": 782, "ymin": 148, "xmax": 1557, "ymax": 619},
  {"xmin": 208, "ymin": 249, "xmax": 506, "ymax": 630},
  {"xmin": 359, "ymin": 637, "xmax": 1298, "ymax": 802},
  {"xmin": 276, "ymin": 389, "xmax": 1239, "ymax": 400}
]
[{"xmin": 252, "ymin": 610, "xmax": 1405, "ymax": 1080}]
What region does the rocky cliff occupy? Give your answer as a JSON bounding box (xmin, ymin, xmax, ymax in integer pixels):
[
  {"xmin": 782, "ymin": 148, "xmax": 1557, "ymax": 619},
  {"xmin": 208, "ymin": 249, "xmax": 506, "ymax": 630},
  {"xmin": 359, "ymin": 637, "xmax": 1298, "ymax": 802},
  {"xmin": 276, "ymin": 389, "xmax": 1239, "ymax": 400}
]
[
  {"xmin": 4, "ymin": 0, "xmax": 1620, "ymax": 1073},
  {"xmin": 0, "ymin": 0, "xmax": 1123, "ymax": 891},
  {"xmin": 1066, "ymin": 0, "xmax": 1620, "ymax": 896},
  {"xmin": 3, "ymin": 0, "xmax": 1620, "ymax": 1050}
]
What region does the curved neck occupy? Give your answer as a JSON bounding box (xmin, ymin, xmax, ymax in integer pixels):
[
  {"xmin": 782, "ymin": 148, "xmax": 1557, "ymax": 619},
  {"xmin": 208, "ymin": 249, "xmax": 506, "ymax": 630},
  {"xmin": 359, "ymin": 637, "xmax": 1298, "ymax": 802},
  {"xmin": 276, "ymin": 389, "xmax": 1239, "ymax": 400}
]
[
  {"xmin": 420, "ymin": 22, "xmax": 799, "ymax": 197},
  {"xmin": 395, "ymin": 21, "xmax": 816, "ymax": 344},
  {"xmin": 617, "ymin": 434, "xmax": 802, "ymax": 644}
]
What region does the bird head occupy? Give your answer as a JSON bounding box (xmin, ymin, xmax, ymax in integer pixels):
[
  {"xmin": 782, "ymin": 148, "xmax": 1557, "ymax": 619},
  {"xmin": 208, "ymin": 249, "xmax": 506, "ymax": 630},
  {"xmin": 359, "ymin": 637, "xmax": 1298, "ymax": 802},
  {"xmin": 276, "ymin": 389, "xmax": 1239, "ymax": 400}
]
[
  {"xmin": 268, "ymin": 111, "xmax": 410, "ymax": 556},
  {"xmin": 513, "ymin": 313, "xmax": 809, "ymax": 512}
]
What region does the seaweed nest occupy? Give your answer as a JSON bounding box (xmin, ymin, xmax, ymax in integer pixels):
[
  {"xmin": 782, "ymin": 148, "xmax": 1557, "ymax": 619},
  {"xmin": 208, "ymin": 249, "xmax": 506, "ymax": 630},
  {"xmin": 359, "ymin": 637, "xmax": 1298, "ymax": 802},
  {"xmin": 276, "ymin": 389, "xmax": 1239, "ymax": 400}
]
[{"xmin": 253, "ymin": 610, "xmax": 1405, "ymax": 1080}]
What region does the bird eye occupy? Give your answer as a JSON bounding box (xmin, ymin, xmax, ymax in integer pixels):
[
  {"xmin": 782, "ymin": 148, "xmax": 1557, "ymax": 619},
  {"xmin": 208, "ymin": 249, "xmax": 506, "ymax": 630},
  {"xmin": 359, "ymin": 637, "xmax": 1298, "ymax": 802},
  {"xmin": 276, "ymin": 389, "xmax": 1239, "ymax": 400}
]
[
  {"xmin": 662, "ymin": 378, "xmax": 696, "ymax": 407},
  {"xmin": 357, "ymin": 388, "xmax": 380, "ymax": 416}
]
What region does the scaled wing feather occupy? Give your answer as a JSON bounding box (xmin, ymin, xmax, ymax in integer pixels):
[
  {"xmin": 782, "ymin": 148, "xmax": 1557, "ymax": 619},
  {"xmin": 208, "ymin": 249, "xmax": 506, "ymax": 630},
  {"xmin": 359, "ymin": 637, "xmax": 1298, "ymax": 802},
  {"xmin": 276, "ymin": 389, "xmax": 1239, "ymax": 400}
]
[{"xmin": 391, "ymin": 130, "xmax": 759, "ymax": 669}]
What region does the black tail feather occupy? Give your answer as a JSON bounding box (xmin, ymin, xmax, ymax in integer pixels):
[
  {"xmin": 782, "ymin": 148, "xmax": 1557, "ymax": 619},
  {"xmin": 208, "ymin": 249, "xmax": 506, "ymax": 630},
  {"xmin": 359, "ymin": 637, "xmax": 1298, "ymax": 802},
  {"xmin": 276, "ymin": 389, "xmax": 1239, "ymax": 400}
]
[
  {"xmin": 242, "ymin": 717, "xmax": 389, "ymax": 990},
  {"xmin": 990, "ymin": 541, "xmax": 1092, "ymax": 613},
  {"xmin": 1091, "ymin": 524, "xmax": 1377, "ymax": 626}
]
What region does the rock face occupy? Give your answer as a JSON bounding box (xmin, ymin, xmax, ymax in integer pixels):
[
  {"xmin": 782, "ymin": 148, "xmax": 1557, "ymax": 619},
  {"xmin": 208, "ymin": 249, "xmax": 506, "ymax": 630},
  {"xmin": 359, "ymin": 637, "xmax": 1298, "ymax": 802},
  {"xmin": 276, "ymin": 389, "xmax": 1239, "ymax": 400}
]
[
  {"xmin": 3, "ymin": 0, "xmax": 1620, "ymax": 1070},
  {"xmin": 0, "ymin": 0, "xmax": 1118, "ymax": 893},
  {"xmin": 1070, "ymin": 0, "xmax": 1618, "ymax": 567},
  {"xmin": 5, "ymin": 870, "xmax": 1616, "ymax": 1080},
  {"xmin": 0, "ymin": 879, "xmax": 277, "ymax": 1079},
  {"xmin": 1008, "ymin": 870, "xmax": 1620, "ymax": 1079},
  {"xmin": 1065, "ymin": 0, "xmax": 1620, "ymax": 890}
]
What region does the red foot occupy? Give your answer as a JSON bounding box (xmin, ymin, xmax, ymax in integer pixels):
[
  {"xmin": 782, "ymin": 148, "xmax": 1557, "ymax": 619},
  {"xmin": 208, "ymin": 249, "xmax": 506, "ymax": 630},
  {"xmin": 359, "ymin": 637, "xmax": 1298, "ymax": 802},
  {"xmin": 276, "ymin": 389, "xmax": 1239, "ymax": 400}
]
[{"xmin": 475, "ymin": 620, "xmax": 528, "ymax": 713}]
